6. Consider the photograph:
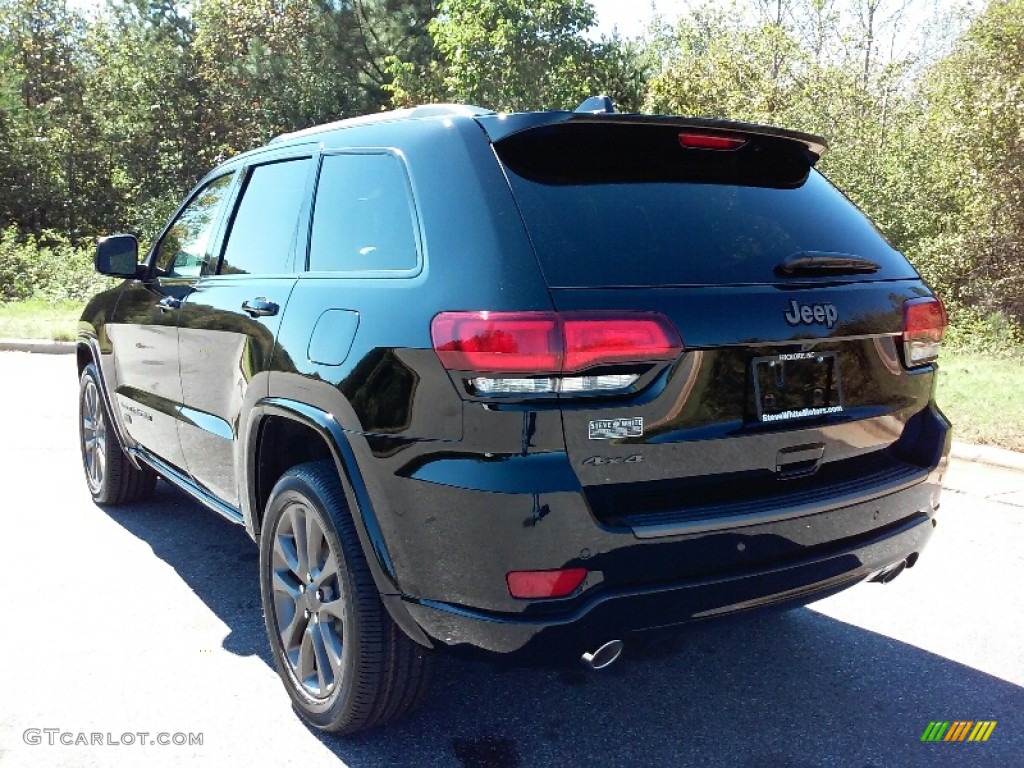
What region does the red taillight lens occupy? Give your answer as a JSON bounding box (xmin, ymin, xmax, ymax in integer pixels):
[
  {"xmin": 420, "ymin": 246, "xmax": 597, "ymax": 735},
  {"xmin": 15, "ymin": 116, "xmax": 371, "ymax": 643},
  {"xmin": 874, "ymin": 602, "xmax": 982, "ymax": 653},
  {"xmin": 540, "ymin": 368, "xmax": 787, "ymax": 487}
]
[
  {"xmin": 431, "ymin": 311, "xmax": 682, "ymax": 374},
  {"xmin": 903, "ymin": 297, "xmax": 947, "ymax": 367},
  {"xmin": 562, "ymin": 315, "xmax": 682, "ymax": 371},
  {"xmin": 678, "ymin": 132, "xmax": 747, "ymax": 150},
  {"xmin": 431, "ymin": 312, "xmax": 560, "ymax": 372},
  {"xmin": 506, "ymin": 568, "xmax": 587, "ymax": 599}
]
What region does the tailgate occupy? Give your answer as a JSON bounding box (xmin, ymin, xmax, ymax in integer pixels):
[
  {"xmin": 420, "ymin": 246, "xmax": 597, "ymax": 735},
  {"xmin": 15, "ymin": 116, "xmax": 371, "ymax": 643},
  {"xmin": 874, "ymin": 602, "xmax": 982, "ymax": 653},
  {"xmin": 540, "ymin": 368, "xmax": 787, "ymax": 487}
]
[
  {"xmin": 550, "ymin": 283, "xmax": 937, "ymax": 533},
  {"xmin": 490, "ymin": 117, "xmax": 945, "ymax": 533}
]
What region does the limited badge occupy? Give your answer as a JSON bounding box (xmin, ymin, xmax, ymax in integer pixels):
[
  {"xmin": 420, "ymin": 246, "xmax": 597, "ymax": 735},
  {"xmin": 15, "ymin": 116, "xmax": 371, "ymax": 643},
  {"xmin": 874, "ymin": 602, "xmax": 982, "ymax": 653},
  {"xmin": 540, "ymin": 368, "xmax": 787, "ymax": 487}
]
[{"xmin": 588, "ymin": 417, "xmax": 643, "ymax": 440}]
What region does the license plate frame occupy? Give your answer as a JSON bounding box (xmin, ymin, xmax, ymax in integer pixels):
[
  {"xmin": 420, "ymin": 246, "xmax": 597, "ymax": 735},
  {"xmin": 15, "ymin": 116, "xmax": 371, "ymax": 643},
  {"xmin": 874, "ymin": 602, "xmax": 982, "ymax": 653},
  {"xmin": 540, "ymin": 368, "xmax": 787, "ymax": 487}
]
[{"xmin": 752, "ymin": 352, "xmax": 843, "ymax": 423}]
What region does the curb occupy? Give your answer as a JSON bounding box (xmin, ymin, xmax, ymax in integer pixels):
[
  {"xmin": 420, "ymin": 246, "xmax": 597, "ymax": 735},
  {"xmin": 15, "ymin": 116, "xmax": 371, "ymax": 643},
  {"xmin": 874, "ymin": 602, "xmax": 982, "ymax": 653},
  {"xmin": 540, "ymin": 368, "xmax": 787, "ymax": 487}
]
[
  {"xmin": 0, "ymin": 338, "xmax": 76, "ymax": 355},
  {"xmin": 950, "ymin": 440, "xmax": 1024, "ymax": 473}
]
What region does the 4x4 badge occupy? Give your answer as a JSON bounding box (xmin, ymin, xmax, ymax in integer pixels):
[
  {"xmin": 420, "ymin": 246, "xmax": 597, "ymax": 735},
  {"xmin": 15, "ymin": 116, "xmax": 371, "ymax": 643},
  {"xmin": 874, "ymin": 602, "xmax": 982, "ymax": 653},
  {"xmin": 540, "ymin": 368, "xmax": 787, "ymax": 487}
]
[
  {"xmin": 588, "ymin": 417, "xmax": 643, "ymax": 440},
  {"xmin": 582, "ymin": 454, "xmax": 644, "ymax": 466}
]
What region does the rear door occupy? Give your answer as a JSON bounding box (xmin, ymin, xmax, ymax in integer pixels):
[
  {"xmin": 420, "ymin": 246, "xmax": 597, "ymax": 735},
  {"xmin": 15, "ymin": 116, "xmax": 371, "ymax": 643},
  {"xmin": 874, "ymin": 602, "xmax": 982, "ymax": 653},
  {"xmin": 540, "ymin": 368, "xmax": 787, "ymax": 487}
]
[
  {"xmin": 492, "ymin": 120, "xmax": 943, "ymax": 534},
  {"xmin": 176, "ymin": 153, "xmax": 313, "ymax": 507}
]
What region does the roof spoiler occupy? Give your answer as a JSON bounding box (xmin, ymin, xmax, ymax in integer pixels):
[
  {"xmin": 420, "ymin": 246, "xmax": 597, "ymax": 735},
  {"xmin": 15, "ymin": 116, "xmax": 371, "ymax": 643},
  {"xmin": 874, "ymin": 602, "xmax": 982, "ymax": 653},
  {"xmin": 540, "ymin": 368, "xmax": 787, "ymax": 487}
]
[{"xmin": 477, "ymin": 103, "xmax": 827, "ymax": 164}]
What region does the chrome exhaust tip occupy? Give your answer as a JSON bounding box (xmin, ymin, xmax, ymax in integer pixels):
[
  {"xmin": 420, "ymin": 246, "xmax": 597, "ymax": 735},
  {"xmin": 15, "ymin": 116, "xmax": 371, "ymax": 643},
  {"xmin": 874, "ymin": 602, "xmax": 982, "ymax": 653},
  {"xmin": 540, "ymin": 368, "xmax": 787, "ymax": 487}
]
[
  {"xmin": 870, "ymin": 559, "xmax": 908, "ymax": 584},
  {"xmin": 879, "ymin": 560, "xmax": 907, "ymax": 583},
  {"xmin": 581, "ymin": 639, "xmax": 624, "ymax": 670}
]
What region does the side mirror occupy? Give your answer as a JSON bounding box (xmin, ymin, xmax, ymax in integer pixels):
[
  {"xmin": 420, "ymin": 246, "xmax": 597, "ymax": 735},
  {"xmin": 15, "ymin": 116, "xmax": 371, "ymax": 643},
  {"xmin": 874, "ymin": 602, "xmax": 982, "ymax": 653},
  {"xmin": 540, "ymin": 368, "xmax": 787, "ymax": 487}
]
[{"xmin": 95, "ymin": 234, "xmax": 141, "ymax": 278}]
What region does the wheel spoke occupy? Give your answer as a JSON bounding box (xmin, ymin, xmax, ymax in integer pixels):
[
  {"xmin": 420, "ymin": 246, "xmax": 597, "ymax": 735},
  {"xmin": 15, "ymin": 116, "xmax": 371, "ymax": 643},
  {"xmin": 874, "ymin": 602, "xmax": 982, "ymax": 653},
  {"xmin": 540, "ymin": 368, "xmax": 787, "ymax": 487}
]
[
  {"xmin": 84, "ymin": 438, "xmax": 95, "ymax": 473},
  {"xmin": 291, "ymin": 506, "xmax": 310, "ymax": 577},
  {"xmin": 319, "ymin": 596, "xmax": 345, "ymax": 621},
  {"xmin": 273, "ymin": 531, "xmax": 301, "ymax": 577},
  {"xmin": 272, "ymin": 567, "xmax": 302, "ymax": 600},
  {"xmin": 297, "ymin": 625, "xmax": 316, "ymax": 685},
  {"xmin": 278, "ymin": 600, "xmax": 306, "ymax": 651},
  {"xmin": 311, "ymin": 622, "xmax": 331, "ymax": 694},
  {"xmin": 306, "ymin": 517, "xmax": 325, "ymax": 579},
  {"xmin": 320, "ymin": 617, "xmax": 344, "ymax": 682},
  {"xmin": 312, "ymin": 556, "xmax": 339, "ymax": 589},
  {"xmin": 84, "ymin": 386, "xmax": 96, "ymax": 424}
]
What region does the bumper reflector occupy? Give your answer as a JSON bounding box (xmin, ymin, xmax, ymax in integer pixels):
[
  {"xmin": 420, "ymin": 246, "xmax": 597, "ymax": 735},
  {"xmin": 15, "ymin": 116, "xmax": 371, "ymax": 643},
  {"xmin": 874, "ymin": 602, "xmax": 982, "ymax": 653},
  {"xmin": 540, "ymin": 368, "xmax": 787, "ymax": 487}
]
[{"xmin": 506, "ymin": 568, "xmax": 587, "ymax": 599}]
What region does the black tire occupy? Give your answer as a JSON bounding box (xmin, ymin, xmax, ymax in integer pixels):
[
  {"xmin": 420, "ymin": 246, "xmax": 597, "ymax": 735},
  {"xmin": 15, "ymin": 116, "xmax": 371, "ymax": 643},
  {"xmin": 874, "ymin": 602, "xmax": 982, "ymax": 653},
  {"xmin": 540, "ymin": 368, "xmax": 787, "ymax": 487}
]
[
  {"xmin": 259, "ymin": 460, "xmax": 432, "ymax": 733},
  {"xmin": 78, "ymin": 362, "xmax": 158, "ymax": 505}
]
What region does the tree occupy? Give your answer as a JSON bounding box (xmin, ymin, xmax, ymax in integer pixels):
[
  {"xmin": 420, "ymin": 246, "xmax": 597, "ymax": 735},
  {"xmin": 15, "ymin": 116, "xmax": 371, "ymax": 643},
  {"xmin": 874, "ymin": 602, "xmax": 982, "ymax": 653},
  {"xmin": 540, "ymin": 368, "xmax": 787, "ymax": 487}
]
[
  {"xmin": 80, "ymin": 0, "xmax": 205, "ymax": 239},
  {"xmin": 193, "ymin": 0, "xmax": 438, "ymax": 161},
  {"xmin": 0, "ymin": 0, "xmax": 90, "ymax": 240},
  {"xmin": 906, "ymin": 0, "xmax": 1024, "ymax": 325},
  {"xmin": 388, "ymin": 0, "xmax": 606, "ymax": 111}
]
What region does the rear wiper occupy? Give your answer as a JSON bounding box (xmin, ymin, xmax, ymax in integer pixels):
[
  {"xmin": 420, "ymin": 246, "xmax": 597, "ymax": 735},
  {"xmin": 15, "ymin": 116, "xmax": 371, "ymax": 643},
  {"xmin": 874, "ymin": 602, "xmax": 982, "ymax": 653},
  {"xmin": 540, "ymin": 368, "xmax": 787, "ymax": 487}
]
[{"xmin": 776, "ymin": 251, "xmax": 880, "ymax": 276}]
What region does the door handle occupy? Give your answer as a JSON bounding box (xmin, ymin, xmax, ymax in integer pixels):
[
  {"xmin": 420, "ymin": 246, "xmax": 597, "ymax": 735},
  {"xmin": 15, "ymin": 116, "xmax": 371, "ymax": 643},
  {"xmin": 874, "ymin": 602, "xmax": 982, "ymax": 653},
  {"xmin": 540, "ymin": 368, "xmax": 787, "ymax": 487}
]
[
  {"xmin": 157, "ymin": 296, "xmax": 182, "ymax": 312},
  {"xmin": 241, "ymin": 297, "xmax": 279, "ymax": 317}
]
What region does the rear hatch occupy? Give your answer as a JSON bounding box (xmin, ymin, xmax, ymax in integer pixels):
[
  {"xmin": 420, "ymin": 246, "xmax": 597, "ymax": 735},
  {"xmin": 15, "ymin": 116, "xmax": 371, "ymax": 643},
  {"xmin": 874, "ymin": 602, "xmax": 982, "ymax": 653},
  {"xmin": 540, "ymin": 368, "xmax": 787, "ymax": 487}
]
[{"xmin": 485, "ymin": 116, "xmax": 946, "ymax": 536}]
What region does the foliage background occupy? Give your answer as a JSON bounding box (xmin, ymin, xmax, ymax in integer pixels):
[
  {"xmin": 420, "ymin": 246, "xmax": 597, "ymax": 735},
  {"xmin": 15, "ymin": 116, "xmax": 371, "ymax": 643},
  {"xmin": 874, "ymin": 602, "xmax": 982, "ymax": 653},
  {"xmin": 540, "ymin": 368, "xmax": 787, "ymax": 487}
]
[{"xmin": 0, "ymin": 0, "xmax": 1021, "ymax": 351}]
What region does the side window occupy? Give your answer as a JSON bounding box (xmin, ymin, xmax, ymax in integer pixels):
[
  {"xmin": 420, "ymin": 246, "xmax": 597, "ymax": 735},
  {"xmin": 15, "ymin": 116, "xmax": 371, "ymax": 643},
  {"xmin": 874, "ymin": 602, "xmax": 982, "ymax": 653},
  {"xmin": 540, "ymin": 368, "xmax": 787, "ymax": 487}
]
[
  {"xmin": 308, "ymin": 153, "xmax": 420, "ymax": 273},
  {"xmin": 155, "ymin": 174, "xmax": 234, "ymax": 278},
  {"xmin": 219, "ymin": 158, "xmax": 312, "ymax": 275}
]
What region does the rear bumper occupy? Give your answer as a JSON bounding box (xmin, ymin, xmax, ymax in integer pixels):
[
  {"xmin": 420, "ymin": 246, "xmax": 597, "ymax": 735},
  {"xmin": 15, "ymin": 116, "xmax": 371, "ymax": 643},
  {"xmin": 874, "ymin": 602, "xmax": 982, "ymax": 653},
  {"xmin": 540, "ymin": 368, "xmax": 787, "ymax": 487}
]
[
  {"xmin": 396, "ymin": 507, "xmax": 935, "ymax": 662},
  {"xmin": 364, "ymin": 403, "xmax": 950, "ymax": 661}
]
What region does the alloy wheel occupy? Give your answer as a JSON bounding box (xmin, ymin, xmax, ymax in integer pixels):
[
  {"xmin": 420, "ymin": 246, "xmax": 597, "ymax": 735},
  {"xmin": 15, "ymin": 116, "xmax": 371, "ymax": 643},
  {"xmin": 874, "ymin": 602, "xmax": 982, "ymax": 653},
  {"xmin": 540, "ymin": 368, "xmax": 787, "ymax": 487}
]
[
  {"xmin": 81, "ymin": 378, "xmax": 107, "ymax": 495},
  {"xmin": 270, "ymin": 501, "xmax": 347, "ymax": 699}
]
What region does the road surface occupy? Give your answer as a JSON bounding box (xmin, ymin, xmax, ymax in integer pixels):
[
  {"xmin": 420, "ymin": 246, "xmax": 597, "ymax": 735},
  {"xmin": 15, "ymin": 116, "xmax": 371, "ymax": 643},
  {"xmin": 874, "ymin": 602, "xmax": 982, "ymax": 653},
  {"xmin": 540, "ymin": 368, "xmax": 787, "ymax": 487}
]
[{"xmin": 0, "ymin": 352, "xmax": 1021, "ymax": 767}]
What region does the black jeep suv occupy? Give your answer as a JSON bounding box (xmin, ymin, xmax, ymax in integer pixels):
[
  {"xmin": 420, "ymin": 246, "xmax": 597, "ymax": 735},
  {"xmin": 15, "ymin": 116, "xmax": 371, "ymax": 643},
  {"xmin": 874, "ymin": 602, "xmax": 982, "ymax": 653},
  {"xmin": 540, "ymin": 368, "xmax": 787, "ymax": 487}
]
[{"xmin": 77, "ymin": 100, "xmax": 951, "ymax": 733}]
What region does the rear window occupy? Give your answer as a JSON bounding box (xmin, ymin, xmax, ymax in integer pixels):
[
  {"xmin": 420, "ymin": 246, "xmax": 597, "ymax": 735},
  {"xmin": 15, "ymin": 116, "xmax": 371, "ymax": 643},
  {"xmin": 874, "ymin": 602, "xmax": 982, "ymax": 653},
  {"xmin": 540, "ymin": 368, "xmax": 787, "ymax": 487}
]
[{"xmin": 495, "ymin": 123, "xmax": 917, "ymax": 287}]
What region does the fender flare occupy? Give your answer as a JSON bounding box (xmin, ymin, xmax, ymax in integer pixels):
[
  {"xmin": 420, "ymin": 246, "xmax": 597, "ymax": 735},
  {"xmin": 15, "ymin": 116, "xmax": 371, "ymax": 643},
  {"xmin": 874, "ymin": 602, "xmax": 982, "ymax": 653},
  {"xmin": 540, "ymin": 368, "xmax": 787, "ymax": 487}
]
[
  {"xmin": 245, "ymin": 397, "xmax": 433, "ymax": 649},
  {"xmin": 77, "ymin": 333, "xmax": 145, "ymax": 471}
]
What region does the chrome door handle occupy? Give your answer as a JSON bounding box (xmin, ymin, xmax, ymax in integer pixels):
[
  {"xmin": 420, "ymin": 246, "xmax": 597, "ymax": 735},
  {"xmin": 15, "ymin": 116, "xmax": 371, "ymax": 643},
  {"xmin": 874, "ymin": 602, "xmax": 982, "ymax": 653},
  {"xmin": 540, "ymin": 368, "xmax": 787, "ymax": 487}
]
[
  {"xmin": 157, "ymin": 296, "xmax": 182, "ymax": 312},
  {"xmin": 241, "ymin": 297, "xmax": 279, "ymax": 317}
]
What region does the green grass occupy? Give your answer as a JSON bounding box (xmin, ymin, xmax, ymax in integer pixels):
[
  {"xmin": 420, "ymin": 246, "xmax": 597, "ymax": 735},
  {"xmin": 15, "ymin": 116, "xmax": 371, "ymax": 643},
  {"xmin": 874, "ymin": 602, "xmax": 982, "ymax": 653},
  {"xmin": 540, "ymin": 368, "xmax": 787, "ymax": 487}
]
[
  {"xmin": 937, "ymin": 351, "xmax": 1024, "ymax": 452},
  {"xmin": 0, "ymin": 299, "xmax": 82, "ymax": 341}
]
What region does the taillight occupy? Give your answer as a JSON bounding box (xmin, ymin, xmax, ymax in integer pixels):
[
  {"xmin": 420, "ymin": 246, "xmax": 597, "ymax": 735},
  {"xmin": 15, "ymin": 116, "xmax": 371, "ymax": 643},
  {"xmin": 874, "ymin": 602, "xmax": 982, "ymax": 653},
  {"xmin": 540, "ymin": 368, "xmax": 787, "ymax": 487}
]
[
  {"xmin": 562, "ymin": 316, "xmax": 681, "ymax": 370},
  {"xmin": 430, "ymin": 312, "xmax": 559, "ymax": 372},
  {"xmin": 902, "ymin": 297, "xmax": 947, "ymax": 367},
  {"xmin": 431, "ymin": 311, "xmax": 683, "ymax": 396},
  {"xmin": 506, "ymin": 568, "xmax": 587, "ymax": 599},
  {"xmin": 678, "ymin": 132, "xmax": 747, "ymax": 150}
]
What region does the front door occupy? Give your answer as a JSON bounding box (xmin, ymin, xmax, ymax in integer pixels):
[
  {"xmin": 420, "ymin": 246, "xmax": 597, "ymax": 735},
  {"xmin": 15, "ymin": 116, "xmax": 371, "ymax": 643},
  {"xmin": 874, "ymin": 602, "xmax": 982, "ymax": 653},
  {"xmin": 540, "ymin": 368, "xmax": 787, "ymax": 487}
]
[{"xmin": 109, "ymin": 173, "xmax": 235, "ymax": 472}]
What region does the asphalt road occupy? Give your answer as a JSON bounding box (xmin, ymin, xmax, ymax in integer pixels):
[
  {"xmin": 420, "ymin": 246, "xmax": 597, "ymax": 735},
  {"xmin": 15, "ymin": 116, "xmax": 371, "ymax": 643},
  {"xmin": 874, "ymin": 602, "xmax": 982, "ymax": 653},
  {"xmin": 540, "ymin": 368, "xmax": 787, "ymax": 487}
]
[{"xmin": 0, "ymin": 351, "xmax": 1021, "ymax": 768}]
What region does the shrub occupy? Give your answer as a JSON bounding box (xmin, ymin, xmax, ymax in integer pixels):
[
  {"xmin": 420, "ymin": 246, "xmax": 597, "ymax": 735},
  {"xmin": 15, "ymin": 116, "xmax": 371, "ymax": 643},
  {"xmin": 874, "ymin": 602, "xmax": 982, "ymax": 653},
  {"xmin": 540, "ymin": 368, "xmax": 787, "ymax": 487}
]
[
  {"xmin": 0, "ymin": 226, "xmax": 114, "ymax": 304},
  {"xmin": 944, "ymin": 305, "xmax": 1024, "ymax": 358}
]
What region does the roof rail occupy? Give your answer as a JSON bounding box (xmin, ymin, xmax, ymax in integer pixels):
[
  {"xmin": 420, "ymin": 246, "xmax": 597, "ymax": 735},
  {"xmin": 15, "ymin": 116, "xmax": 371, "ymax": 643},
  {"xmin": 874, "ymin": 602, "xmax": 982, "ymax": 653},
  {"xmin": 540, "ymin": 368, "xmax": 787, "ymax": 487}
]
[
  {"xmin": 270, "ymin": 103, "xmax": 495, "ymax": 144},
  {"xmin": 574, "ymin": 95, "xmax": 615, "ymax": 114},
  {"xmin": 408, "ymin": 103, "xmax": 494, "ymax": 118}
]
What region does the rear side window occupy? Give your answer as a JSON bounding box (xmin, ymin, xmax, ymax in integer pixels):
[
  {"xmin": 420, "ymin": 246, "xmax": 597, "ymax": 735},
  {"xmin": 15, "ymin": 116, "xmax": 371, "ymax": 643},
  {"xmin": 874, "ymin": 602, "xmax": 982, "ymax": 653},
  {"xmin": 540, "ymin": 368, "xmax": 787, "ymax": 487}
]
[
  {"xmin": 219, "ymin": 157, "xmax": 311, "ymax": 275},
  {"xmin": 308, "ymin": 153, "xmax": 420, "ymax": 274},
  {"xmin": 496, "ymin": 123, "xmax": 917, "ymax": 287}
]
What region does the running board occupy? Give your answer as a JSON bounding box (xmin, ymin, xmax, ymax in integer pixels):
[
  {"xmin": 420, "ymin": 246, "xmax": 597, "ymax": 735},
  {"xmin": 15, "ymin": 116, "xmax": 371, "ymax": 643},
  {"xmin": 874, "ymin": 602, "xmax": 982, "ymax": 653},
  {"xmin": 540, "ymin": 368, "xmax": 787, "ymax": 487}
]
[{"xmin": 132, "ymin": 448, "xmax": 245, "ymax": 526}]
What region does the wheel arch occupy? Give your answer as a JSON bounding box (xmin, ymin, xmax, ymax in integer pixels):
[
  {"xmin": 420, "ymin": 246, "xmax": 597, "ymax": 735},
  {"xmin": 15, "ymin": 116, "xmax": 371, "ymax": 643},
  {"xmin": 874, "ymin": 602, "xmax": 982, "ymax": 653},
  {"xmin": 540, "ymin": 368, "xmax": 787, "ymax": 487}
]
[
  {"xmin": 76, "ymin": 333, "xmax": 143, "ymax": 469},
  {"xmin": 245, "ymin": 398, "xmax": 432, "ymax": 648}
]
